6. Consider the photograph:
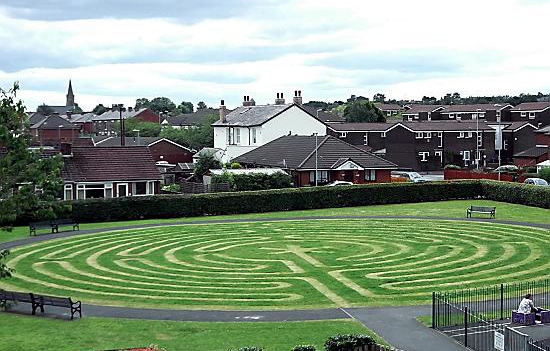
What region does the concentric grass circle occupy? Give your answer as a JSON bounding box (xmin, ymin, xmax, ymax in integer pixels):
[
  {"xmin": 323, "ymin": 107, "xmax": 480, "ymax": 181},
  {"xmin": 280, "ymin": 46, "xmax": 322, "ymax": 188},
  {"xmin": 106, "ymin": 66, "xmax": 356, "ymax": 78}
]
[{"xmin": 2, "ymin": 219, "xmax": 549, "ymax": 309}]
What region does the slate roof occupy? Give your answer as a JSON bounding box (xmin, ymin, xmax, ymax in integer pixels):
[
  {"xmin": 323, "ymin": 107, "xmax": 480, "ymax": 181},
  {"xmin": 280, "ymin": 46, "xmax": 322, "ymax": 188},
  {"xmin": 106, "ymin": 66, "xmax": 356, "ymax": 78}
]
[
  {"xmin": 69, "ymin": 113, "xmax": 95, "ymax": 123},
  {"xmin": 212, "ymin": 104, "xmax": 312, "ymax": 127},
  {"xmin": 402, "ymin": 105, "xmax": 447, "ymax": 115},
  {"xmin": 441, "ymin": 104, "xmax": 512, "ymax": 113},
  {"xmin": 502, "ymin": 122, "xmax": 537, "ymax": 131},
  {"xmin": 510, "ymin": 102, "xmax": 550, "ymax": 111},
  {"xmin": 93, "ymin": 136, "xmax": 162, "ymax": 147},
  {"xmin": 398, "ymin": 121, "xmax": 496, "ymax": 132},
  {"xmin": 375, "ymin": 103, "xmax": 403, "ymax": 111},
  {"xmin": 30, "ymin": 114, "xmax": 80, "ymax": 130},
  {"xmin": 166, "ymin": 108, "xmax": 220, "ymax": 126},
  {"xmin": 328, "ymin": 123, "xmax": 396, "ymax": 132},
  {"xmin": 62, "ymin": 147, "xmax": 161, "ymax": 182},
  {"xmin": 233, "ymin": 135, "xmax": 397, "ymax": 170},
  {"xmin": 28, "ymin": 112, "xmax": 48, "ymax": 126},
  {"xmin": 535, "ymin": 125, "xmax": 550, "ymax": 134},
  {"xmin": 91, "ymin": 108, "xmax": 151, "ymax": 121},
  {"xmin": 513, "ymin": 146, "xmax": 549, "ymax": 158},
  {"xmin": 302, "ymin": 106, "xmax": 345, "ymax": 123},
  {"xmin": 44, "ymin": 105, "xmax": 76, "ymax": 115}
]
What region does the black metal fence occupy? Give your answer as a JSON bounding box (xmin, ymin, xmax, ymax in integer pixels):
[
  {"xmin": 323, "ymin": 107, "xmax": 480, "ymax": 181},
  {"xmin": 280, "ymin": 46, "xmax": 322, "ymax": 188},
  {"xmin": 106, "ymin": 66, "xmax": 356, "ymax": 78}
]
[
  {"xmin": 180, "ymin": 181, "xmax": 231, "ymax": 194},
  {"xmin": 433, "ymin": 279, "xmax": 550, "ymax": 351}
]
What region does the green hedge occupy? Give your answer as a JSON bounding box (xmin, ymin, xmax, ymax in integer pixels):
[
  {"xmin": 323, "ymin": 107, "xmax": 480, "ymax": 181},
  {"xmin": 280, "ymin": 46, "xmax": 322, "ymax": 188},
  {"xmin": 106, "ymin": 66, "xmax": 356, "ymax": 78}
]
[
  {"xmin": 69, "ymin": 181, "xmax": 483, "ymax": 223},
  {"xmin": 480, "ymin": 180, "xmax": 550, "ymax": 209}
]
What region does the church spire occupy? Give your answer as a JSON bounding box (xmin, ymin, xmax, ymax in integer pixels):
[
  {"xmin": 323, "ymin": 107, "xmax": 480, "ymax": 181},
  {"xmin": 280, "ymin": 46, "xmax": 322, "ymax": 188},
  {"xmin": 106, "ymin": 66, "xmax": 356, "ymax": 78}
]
[{"xmin": 66, "ymin": 79, "xmax": 75, "ymax": 107}]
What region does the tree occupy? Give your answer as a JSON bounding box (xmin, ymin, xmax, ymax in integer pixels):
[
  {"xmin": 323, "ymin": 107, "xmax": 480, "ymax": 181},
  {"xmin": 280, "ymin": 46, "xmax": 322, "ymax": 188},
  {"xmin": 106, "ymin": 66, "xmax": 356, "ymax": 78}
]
[
  {"xmin": 149, "ymin": 97, "xmax": 176, "ymax": 114},
  {"xmin": 124, "ymin": 119, "xmax": 162, "ymax": 137},
  {"xmin": 197, "ymin": 101, "xmax": 207, "ymax": 110},
  {"xmin": 177, "ymin": 101, "xmax": 194, "ymax": 114},
  {"xmin": 36, "ymin": 104, "xmax": 54, "ymax": 115},
  {"xmin": 92, "ymin": 104, "xmax": 108, "ymax": 115},
  {"xmin": 160, "ymin": 114, "xmax": 217, "ymax": 150},
  {"xmin": 71, "ymin": 103, "xmax": 83, "ymax": 114},
  {"xmin": 0, "ymin": 249, "xmax": 14, "ymax": 280},
  {"xmin": 343, "ymin": 100, "xmax": 386, "ymax": 123},
  {"xmin": 193, "ymin": 152, "xmax": 222, "ymax": 180},
  {"xmin": 135, "ymin": 98, "xmax": 150, "ymax": 110},
  {"xmin": 0, "ymin": 83, "xmax": 65, "ymax": 227},
  {"xmin": 373, "ymin": 93, "xmax": 386, "ymax": 103}
]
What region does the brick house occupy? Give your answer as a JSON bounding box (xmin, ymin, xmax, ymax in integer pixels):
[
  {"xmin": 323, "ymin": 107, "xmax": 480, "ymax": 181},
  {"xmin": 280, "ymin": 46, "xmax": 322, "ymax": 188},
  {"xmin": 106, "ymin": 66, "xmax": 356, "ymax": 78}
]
[
  {"xmin": 30, "ymin": 114, "xmax": 81, "ymax": 145},
  {"xmin": 92, "ymin": 108, "xmax": 160, "ymax": 136},
  {"xmin": 438, "ymin": 104, "xmax": 513, "ymax": 122},
  {"xmin": 233, "ymin": 135, "xmax": 397, "ymax": 186},
  {"xmin": 326, "ymin": 123, "xmax": 393, "ymax": 153},
  {"xmin": 513, "ymin": 124, "xmax": 550, "ymax": 167},
  {"xmin": 61, "ymin": 146, "xmax": 162, "ymax": 200},
  {"xmin": 402, "ymin": 105, "xmax": 446, "ymax": 121},
  {"xmin": 375, "ymin": 103, "xmax": 403, "ymax": 117},
  {"xmin": 509, "ymin": 102, "xmax": 550, "ymax": 127}
]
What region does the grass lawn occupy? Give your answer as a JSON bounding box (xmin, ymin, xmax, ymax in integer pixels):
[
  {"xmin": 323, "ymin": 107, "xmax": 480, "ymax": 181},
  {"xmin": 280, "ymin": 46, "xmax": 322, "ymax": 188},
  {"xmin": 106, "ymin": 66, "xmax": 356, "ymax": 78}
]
[
  {"xmin": 3, "ymin": 216, "xmax": 549, "ymax": 310},
  {"xmin": 1, "ymin": 200, "xmax": 548, "ymax": 245},
  {"xmin": 0, "ymin": 313, "xmax": 375, "ymax": 351}
]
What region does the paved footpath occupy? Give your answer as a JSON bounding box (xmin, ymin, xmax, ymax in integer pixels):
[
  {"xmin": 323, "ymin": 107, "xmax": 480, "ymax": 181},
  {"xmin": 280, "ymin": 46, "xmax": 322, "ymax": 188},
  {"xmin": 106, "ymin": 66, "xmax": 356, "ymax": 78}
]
[{"xmin": 3, "ymin": 215, "xmax": 544, "ymax": 350}]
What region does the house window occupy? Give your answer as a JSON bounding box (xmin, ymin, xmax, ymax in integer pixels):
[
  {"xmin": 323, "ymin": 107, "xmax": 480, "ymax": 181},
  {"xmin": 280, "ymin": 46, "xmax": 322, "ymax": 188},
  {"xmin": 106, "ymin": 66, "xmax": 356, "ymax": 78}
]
[
  {"xmin": 438, "ymin": 132, "xmax": 443, "ymax": 147},
  {"xmin": 479, "ymin": 113, "xmax": 485, "ymax": 119},
  {"xmin": 520, "ymin": 112, "xmax": 527, "ymax": 117},
  {"xmin": 105, "ymin": 183, "xmax": 113, "ymax": 198},
  {"xmin": 427, "ymin": 113, "xmax": 432, "ymax": 121},
  {"xmin": 252, "ymin": 128, "xmax": 257, "ymax": 144},
  {"xmin": 135, "ymin": 182, "xmax": 147, "ymax": 195},
  {"xmin": 458, "ymin": 132, "xmax": 465, "ymax": 138},
  {"xmin": 363, "ymin": 133, "xmax": 368, "ymax": 145},
  {"xmin": 339, "ymin": 132, "xmax": 347, "ymax": 138},
  {"xmin": 64, "ymin": 184, "xmax": 73, "ymax": 201},
  {"xmin": 147, "ymin": 181, "xmax": 155, "ymax": 195},
  {"xmin": 415, "ymin": 132, "xmax": 423, "ymax": 139},
  {"xmin": 435, "ymin": 151, "xmax": 443, "ymax": 163},
  {"xmin": 529, "ymin": 112, "xmax": 536, "ymax": 119},
  {"xmin": 77, "ymin": 184, "xmax": 85, "ymax": 199},
  {"xmin": 418, "ymin": 151, "xmax": 429, "ymax": 162},
  {"xmin": 236, "ymin": 128, "xmax": 241, "ymax": 144},
  {"xmin": 78, "ymin": 183, "xmax": 106, "ymax": 199},
  {"xmin": 426, "ymin": 132, "xmax": 432, "ymax": 138},
  {"xmin": 381, "ymin": 132, "xmax": 386, "ymax": 138},
  {"xmin": 407, "ymin": 116, "xmax": 413, "ymax": 121},
  {"xmin": 467, "ymin": 132, "xmax": 473, "ymax": 138},
  {"xmin": 365, "ymin": 169, "xmax": 376, "ymax": 181},
  {"xmin": 226, "ymin": 128, "xmax": 231, "ymax": 144},
  {"xmin": 472, "ymin": 113, "xmax": 477, "ymax": 120},
  {"xmin": 309, "ymin": 170, "xmax": 329, "ymax": 183},
  {"xmin": 477, "ymin": 133, "xmax": 483, "ymax": 147},
  {"xmin": 449, "ymin": 113, "xmax": 455, "ymax": 119},
  {"xmin": 503, "ymin": 140, "xmax": 508, "ymax": 150},
  {"xmin": 463, "ymin": 151, "xmax": 471, "ymax": 161},
  {"xmin": 496, "ymin": 111, "xmax": 501, "ymax": 120}
]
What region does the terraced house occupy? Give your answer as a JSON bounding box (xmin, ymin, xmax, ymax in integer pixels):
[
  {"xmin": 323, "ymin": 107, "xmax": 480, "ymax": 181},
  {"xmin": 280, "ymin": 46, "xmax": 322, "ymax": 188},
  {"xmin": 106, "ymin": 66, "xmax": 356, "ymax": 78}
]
[{"xmin": 509, "ymin": 102, "xmax": 550, "ymax": 127}]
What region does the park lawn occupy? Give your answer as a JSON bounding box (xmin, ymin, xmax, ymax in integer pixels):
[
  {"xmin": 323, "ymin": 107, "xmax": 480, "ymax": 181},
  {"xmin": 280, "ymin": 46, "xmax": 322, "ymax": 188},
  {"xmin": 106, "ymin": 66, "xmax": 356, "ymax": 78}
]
[
  {"xmin": 1, "ymin": 200, "xmax": 548, "ymax": 245},
  {"xmin": 0, "ymin": 313, "xmax": 379, "ymax": 351}
]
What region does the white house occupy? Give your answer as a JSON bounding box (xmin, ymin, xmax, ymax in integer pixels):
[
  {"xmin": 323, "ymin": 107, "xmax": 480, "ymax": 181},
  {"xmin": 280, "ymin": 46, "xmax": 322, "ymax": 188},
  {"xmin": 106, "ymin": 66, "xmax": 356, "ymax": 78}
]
[{"xmin": 212, "ymin": 92, "xmax": 327, "ymax": 162}]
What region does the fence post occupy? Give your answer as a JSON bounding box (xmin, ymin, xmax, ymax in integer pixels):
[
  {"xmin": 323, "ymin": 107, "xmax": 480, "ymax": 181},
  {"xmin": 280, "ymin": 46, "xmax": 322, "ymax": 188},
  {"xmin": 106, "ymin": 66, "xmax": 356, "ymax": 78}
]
[
  {"xmin": 500, "ymin": 283, "xmax": 504, "ymax": 320},
  {"xmin": 464, "ymin": 307, "xmax": 468, "ymax": 348},
  {"xmin": 432, "ymin": 291, "xmax": 436, "ymax": 329}
]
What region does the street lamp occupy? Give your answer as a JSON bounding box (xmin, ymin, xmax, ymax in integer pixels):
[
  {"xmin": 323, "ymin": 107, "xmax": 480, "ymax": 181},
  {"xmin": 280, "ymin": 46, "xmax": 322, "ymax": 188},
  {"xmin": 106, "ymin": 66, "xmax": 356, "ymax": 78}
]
[
  {"xmin": 475, "ymin": 108, "xmax": 481, "ymax": 171},
  {"xmin": 58, "ymin": 125, "xmax": 64, "ymax": 143},
  {"xmin": 133, "ymin": 129, "xmax": 140, "ymax": 146},
  {"xmin": 112, "ymin": 104, "xmax": 124, "ymax": 146},
  {"xmin": 313, "ymin": 132, "xmax": 319, "ymax": 186}
]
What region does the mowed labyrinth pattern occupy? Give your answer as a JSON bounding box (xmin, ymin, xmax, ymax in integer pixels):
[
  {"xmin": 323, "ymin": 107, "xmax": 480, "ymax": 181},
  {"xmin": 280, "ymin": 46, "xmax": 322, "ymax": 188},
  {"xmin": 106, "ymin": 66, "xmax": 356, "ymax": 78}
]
[{"xmin": 2, "ymin": 219, "xmax": 550, "ymax": 309}]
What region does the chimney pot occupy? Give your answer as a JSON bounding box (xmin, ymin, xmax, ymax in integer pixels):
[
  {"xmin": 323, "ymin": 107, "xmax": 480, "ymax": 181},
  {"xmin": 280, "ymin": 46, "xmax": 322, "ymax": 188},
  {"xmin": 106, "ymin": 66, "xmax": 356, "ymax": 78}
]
[
  {"xmin": 219, "ymin": 100, "xmax": 227, "ymax": 123},
  {"xmin": 275, "ymin": 92, "xmax": 285, "ymax": 105},
  {"xmin": 293, "ymin": 90, "xmax": 303, "ymax": 105}
]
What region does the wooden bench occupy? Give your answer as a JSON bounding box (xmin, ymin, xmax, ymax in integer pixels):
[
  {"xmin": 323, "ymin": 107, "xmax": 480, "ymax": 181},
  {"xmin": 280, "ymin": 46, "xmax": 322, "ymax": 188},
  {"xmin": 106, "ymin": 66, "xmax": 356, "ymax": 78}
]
[
  {"xmin": 466, "ymin": 206, "xmax": 496, "ymax": 219},
  {"xmin": 33, "ymin": 294, "xmax": 82, "ymax": 320},
  {"xmin": 1, "ymin": 289, "xmax": 81, "ymax": 320},
  {"xmin": 29, "ymin": 218, "xmax": 79, "ymax": 236},
  {"xmin": 29, "ymin": 221, "xmax": 55, "ymax": 236}
]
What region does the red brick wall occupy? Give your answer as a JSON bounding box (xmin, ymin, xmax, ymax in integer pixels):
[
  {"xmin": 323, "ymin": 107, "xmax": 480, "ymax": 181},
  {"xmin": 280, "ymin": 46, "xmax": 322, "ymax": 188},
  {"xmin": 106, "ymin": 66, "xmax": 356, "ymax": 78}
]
[
  {"xmin": 535, "ymin": 133, "xmax": 550, "ymax": 145},
  {"xmin": 136, "ymin": 109, "xmax": 160, "ymax": 124},
  {"xmin": 149, "ymin": 141, "xmax": 193, "ymax": 164},
  {"xmin": 34, "ymin": 129, "xmax": 80, "ymax": 143},
  {"xmin": 376, "ymin": 170, "xmax": 392, "ymax": 183}
]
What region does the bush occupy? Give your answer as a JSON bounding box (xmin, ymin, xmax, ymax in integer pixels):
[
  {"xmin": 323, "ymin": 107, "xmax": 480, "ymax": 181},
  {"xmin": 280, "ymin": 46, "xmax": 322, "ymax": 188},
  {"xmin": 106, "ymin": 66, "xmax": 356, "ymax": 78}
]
[
  {"xmin": 522, "ymin": 166, "xmax": 537, "ymax": 174},
  {"xmin": 480, "ymin": 180, "xmax": 550, "ymax": 209},
  {"xmin": 291, "ymin": 346, "xmax": 317, "ymax": 351},
  {"xmin": 230, "ymin": 162, "xmax": 242, "ymax": 169},
  {"xmin": 444, "ymin": 164, "xmax": 462, "ymax": 170},
  {"xmin": 324, "ymin": 334, "xmax": 374, "ymax": 351},
  {"xmin": 212, "ymin": 172, "xmax": 293, "ymax": 191},
  {"xmin": 539, "ymin": 168, "xmax": 550, "ymax": 182},
  {"xmin": 66, "ymin": 181, "xmax": 483, "ymax": 223}
]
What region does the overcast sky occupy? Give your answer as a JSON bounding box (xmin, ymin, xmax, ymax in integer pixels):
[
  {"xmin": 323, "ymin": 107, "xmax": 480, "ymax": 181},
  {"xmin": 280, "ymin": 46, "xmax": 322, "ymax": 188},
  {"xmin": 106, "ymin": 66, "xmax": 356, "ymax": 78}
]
[{"xmin": 1, "ymin": 0, "xmax": 550, "ymax": 111}]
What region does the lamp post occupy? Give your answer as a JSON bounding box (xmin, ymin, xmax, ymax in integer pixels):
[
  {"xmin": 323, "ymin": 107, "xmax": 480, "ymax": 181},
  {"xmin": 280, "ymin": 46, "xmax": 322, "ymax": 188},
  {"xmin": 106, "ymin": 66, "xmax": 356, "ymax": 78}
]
[
  {"xmin": 113, "ymin": 104, "xmax": 124, "ymax": 146},
  {"xmin": 58, "ymin": 125, "xmax": 63, "ymax": 144},
  {"xmin": 133, "ymin": 129, "xmax": 140, "ymax": 146},
  {"xmin": 476, "ymin": 109, "xmax": 481, "ymax": 171},
  {"xmin": 314, "ymin": 132, "xmax": 318, "ymax": 186},
  {"xmin": 498, "ymin": 113, "xmax": 502, "ymax": 181}
]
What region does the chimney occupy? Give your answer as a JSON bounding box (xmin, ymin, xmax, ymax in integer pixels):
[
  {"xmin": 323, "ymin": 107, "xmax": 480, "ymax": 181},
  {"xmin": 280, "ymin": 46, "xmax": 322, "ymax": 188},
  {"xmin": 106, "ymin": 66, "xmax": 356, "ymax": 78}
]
[
  {"xmin": 60, "ymin": 142, "xmax": 72, "ymax": 157},
  {"xmin": 128, "ymin": 106, "xmax": 133, "ymax": 112},
  {"xmin": 243, "ymin": 95, "xmax": 254, "ymax": 107},
  {"xmin": 275, "ymin": 93, "xmax": 285, "ymax": 105},
  {"xmin": 249, "ymin": 98, "xmax": 256, "ymax": 106},
  {"xmin": 219, "ymin": 100, "xmax": 227, "ymax": 123},
  {"xmin": 293, "ymin": 90, "xmax": 303, "ymax": 105},
  {"xmin": 66, "ymin": 111, "xmax": 72, "ymax": 120}
]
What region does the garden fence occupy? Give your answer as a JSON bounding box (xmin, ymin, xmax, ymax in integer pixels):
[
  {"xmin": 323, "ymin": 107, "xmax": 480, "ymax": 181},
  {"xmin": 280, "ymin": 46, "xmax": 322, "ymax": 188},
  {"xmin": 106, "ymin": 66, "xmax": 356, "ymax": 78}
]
[{"xmin": 180, "ymin": 181, "xmax": 230, "ymax": 194}]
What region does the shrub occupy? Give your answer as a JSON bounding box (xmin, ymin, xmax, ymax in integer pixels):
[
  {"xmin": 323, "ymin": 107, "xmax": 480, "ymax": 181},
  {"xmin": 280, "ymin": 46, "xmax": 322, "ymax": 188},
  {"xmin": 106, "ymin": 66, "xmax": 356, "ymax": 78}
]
[
  {"xmin": 212, "ymin": 172, "xmax": 292, "ymax": 191},
  {"xmin": 539, "ymin": 168, "xmax": 550, "ymax": 182},
  {"xmin": 444, "ymin": 164, "xmax": 462, "ymax": 170},
  {"xmin": 522, "ymin": 166, "xmax": 537, "ymax": 174},
  {"xmin": 291, "ymin": 346, "xmax": 317, "ymax": 351},
  {"xmin": 324, "ymin": 334, "xmax": 374, "ymax": 351},
  {"xmin": 66, "ymin": 181, "xmax": 483, "ymax": 223},
  {"xmin": 230, "ymin": 162, "xmax": 242, "ymax": 169},
  {"xmin": 480, "ymin": 180, "xmax": 550, "ymax": 209}
]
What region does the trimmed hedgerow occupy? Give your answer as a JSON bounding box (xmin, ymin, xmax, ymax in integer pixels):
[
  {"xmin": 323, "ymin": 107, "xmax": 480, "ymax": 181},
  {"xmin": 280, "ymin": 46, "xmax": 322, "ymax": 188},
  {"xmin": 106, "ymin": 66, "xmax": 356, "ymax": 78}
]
[
  {"xmin": 480, "ymin": 180, "xmax": 550, "ymax": 209},
  {"xmin": 68, "ymin": 181, "xmax": 482, "ymax": 223},
  {"xmin": 324, "ymin": 334, "xmax": 375, "ymax": 351}
]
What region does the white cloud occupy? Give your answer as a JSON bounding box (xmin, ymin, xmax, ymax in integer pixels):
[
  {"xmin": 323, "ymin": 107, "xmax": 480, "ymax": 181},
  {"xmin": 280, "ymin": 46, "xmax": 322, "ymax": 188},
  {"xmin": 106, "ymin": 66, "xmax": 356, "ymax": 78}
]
[{"xmin": 1, "ymin": 0, "xmax": 550, "ymax": 111}]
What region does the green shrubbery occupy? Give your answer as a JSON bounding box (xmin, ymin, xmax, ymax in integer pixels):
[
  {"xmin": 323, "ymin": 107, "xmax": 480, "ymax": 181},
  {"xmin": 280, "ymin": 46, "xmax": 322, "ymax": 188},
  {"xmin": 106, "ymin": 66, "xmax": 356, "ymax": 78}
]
[
  {"xmin": 480, "ymin": 180, "xmax": 550, "ymax": 208},
  {"xmin": 212, "ymin": 172, "xmax": 293, "ymax": 191},
  {"xmin": 539, "ymin": 168, "xmax": 550, "ymax": 182},
  {"xmin": 227, "ymin": 334, "xmax": 376, "ymax": 351}
]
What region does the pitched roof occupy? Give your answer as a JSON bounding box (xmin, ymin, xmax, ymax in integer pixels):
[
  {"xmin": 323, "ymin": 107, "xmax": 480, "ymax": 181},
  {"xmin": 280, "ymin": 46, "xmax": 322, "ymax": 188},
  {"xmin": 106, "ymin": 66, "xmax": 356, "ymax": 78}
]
[
  {"xmin": 69, "ymin": 112, "xmax": 95, "ymax": 123},
  {"xmin": 43, "ymin": 105, "xmax": 76, "ymax": 115},
  {"xmin": 302, "ymin": 106, "xmax": 345, "ymax": 123},
  {"xmin": 375, "ymin": 103, "xmax": 403, "ymax": 111},
  {"xmin": 91, "ymin": 108, "xmax": 152, "ymax": 121},
  {"xmin": 402, "ymin": 105, "xmax": 447, "ymax": 115},
  {"xmin": 535, "ymin": 125, "xmax": 550, "ymax": 134},
  {"xmin": 328, "ymin": 122, "xmax": 396, "ymax": 132},
  {"xmin": 233, "ymin": 135, "xmax": 397, "ymax": 170},
  {"xmin": 397, "ymin": 121, "xmax": 496, "ymax": 132},
  {"xmin": 93, "ymin": 136, "xmax": 162, "ymax": 147},
  {"xmin": 28, "ymin": 112, "xmax": 47, "ymax": 126},
  {"xmin": 513, "ymin": 146, "xmax": 549, "ymax": 158},
  {"xmin": 212, "ymin": 103, "xmax": 320, "ymax": 127},
  {"xmin": 166, "ymin": 108, "xmax": 219, "ymax": 126},
  {"xmin": 62, "ymin": 147, "xmax": 161, "ymax": 182},
  {"xmin": 30, "ymin": 114, "xmax": 80, "ymax": 130},
  {"xmin": 510, "ymin": 102, "xmax": 550, "ymax": 112},
  {"xmin": 502, "ymin": 122, "xmax": 537, "ymax": 131},
  {"xmin": 441, "ymin": 104, "xmax": 512, "ymax": 113}
]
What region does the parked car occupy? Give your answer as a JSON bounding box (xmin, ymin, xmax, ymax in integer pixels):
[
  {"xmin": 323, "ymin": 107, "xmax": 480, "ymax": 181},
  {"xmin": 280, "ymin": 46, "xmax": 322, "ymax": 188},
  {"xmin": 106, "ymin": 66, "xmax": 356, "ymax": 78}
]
[
  {"xmin": 327, "ymin": 180, "xmax": 354, "ymax": 186},
  {"xmin": 523, "ymin": 178, "xmax": 549, "ymax": 186},
  {"xmin": 391, "ymin": 171, "xmax": 428, "ymax": 183},
  {"xmin": 493, "ymin": 165, "xmax": 519, "ymax": 173}
]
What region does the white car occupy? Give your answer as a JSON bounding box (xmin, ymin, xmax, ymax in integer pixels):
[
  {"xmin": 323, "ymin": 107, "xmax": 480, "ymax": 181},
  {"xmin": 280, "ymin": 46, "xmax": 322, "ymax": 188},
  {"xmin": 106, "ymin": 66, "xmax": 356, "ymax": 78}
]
[
  {"xmin": 327, "ymin": 181, "xmax": 354, "ymax": 186},
  {"xmin": 391, "ymin": 171, "xmax": 428, "ymax": 183},
  {"xmin": 524, "ymin": 178, "xmax": 548, "ymax": 186}
]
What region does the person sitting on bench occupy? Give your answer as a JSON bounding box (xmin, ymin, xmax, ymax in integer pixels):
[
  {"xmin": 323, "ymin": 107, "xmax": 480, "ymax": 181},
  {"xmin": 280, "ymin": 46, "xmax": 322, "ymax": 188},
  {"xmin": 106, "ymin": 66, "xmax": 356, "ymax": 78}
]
[{"xmin": 518, "ymin": 294, "xmax": 542, "ymax": 319}]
